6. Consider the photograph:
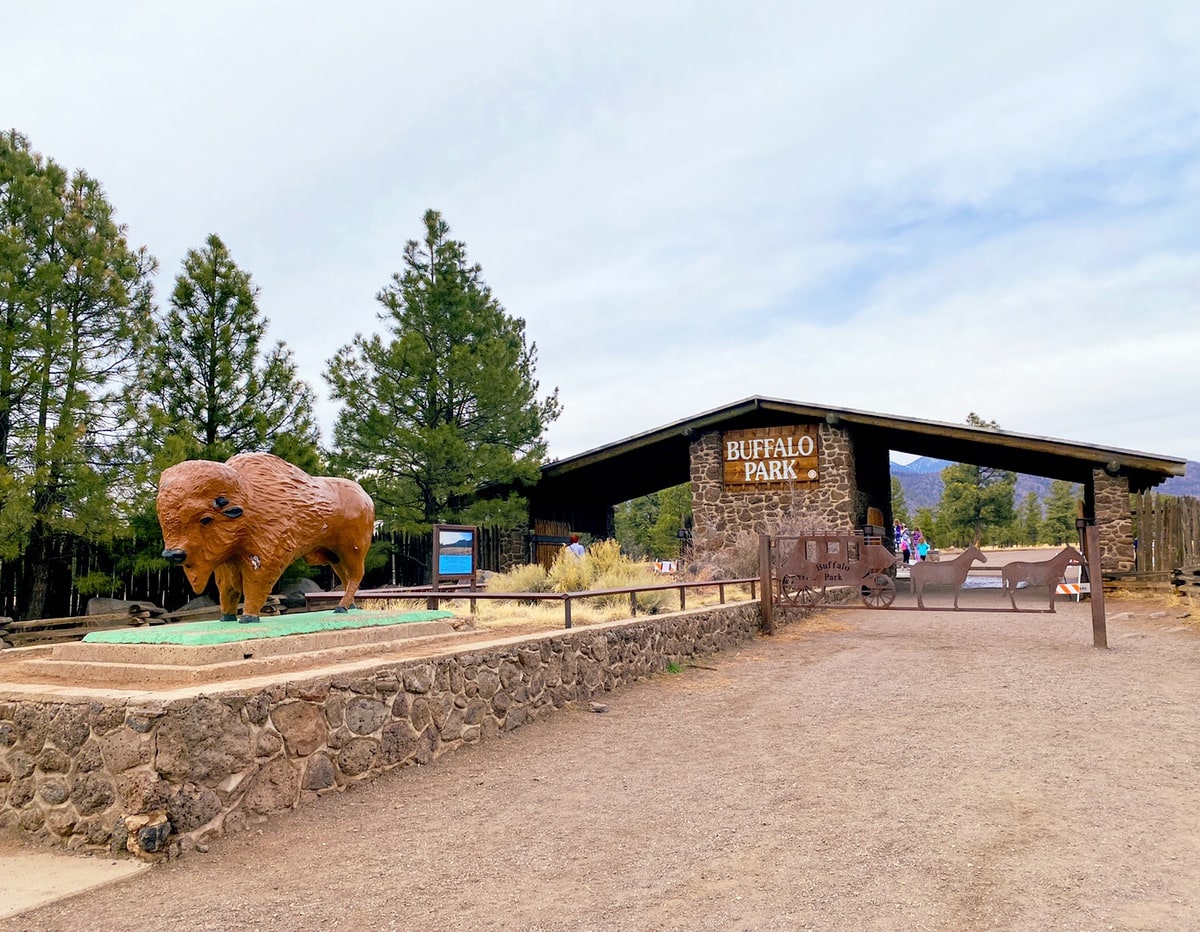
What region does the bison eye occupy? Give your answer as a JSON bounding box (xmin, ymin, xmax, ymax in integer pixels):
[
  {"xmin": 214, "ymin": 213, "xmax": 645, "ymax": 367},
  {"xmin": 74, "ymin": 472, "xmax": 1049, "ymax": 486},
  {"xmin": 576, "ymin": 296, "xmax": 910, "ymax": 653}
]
[{"xmin": 199, "ymin": 516, "xmax": 214, "ymax": 526}]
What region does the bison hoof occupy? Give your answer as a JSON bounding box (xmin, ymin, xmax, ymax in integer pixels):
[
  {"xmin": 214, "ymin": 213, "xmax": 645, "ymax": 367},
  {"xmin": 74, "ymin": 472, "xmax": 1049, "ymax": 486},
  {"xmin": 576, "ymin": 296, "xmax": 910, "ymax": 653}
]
[
  {"xmin": 333, "ymin": 606, "xmax": 348, "ymax": 614},
  {"xmin": 239, "ymin": 615, "xmax": 261, "ymax": 624},
  {"xmin": 220, "ymin": 614, "xmax": 238, "ymax": 623}
]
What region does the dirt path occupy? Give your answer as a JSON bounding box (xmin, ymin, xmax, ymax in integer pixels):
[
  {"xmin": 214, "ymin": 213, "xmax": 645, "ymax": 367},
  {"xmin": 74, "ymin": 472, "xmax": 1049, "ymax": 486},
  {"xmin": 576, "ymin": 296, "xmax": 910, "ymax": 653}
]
[{"xmin": 4, "ymin": 598, "xmax": 1198, "ymax": 931}]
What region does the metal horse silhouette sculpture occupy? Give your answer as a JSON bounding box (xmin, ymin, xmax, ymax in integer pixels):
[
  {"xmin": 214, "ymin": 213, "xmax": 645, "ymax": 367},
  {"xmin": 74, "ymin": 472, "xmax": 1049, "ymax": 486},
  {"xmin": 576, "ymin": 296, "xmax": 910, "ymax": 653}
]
[
  {"xmin": 910, "ymin": 545, "xmax": 987, "ymax": 609},
  {"xmin": 1001, "ymin": 545, "xmax": 1085, "ymax": 611}
]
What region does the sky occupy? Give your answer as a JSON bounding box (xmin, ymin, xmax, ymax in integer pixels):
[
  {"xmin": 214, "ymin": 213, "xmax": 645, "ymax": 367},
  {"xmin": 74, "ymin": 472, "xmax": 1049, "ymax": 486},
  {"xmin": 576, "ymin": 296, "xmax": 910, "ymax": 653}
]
[{"xmin": 5, "ymin": 1, "xmax": 1199, "ymax": 466}]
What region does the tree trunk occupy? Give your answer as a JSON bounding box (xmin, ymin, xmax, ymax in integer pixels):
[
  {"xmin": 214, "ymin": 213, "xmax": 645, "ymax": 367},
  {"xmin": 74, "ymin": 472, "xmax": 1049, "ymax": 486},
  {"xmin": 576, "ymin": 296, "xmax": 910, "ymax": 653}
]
[{"xmin": 22, "ymin": 527, "xmax": 50, "ymax": 621}]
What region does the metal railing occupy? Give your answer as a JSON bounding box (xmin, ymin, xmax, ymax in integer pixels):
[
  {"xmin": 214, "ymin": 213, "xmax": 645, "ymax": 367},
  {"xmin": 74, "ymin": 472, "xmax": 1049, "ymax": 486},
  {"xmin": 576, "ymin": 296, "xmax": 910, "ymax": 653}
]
[{"xmin": 305, "ymin": 577, "xmax": 760, "ymax": 629}]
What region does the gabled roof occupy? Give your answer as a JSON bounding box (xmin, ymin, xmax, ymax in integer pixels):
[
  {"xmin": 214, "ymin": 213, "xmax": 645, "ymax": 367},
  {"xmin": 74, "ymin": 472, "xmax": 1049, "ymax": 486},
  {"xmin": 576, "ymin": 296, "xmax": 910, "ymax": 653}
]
[{"xmin": 535, "ymin": 396, "xmax": 1185, "ymax": 506}]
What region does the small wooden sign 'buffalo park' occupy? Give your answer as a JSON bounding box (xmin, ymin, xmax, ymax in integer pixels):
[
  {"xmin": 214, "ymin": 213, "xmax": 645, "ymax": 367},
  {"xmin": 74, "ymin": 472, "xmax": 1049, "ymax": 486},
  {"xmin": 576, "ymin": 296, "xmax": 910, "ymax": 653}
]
[{"xmin": 722, "ymin": 425, "xmax": 819, "ymax": 491}]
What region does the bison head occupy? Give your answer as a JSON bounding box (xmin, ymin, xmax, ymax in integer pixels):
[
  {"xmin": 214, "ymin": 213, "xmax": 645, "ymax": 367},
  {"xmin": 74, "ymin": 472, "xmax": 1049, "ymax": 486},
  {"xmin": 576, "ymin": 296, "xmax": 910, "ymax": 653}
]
[{"xmin": 157, "ymin": 460, "xmax": 249, "ymax": 593}]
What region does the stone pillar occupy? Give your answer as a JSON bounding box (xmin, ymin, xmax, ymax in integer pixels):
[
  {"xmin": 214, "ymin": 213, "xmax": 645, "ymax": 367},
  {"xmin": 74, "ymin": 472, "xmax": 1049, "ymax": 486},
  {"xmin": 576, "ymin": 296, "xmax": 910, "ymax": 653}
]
[
  {"xmin": 1092, "ymin": 469, "xmax": 1135, "ymax": 574},
  {"xmin": 690, "ymin": 431, "xmax": 729, "ymax": 552},
  {"xmin": 497, "ymin": 527, "xmax": 528, "ymax": 572},
  {"xmin": 689, "ymin": 424, "xmax": 857, "ymax": 554},
  {"xmin": 816, "ymin": 422, "xmax": 856, "ymax": 528}
]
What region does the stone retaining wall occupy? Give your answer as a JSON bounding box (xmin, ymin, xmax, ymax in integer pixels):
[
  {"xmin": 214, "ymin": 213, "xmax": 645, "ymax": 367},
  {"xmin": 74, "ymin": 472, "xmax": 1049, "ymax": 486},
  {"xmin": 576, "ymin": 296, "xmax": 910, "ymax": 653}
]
[{"xmin": 0, "ymin": 602, "xmax": 760, "ymax": 860}]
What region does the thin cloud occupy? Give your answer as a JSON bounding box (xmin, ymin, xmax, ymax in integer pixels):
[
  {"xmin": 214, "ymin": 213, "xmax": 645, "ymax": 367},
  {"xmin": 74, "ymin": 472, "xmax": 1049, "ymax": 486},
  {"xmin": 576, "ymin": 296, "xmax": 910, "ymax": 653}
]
[{"xmin": 4, "ymin": 1, "xmax": 1197, "ymax": 467}]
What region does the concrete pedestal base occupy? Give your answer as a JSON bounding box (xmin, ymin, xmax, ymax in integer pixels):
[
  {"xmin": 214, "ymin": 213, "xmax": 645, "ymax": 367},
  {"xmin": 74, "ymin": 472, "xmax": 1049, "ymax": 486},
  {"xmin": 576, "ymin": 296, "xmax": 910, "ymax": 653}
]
[{"xmin": 7, "ymin": 609, "xmax": 465, "ymax": 688}]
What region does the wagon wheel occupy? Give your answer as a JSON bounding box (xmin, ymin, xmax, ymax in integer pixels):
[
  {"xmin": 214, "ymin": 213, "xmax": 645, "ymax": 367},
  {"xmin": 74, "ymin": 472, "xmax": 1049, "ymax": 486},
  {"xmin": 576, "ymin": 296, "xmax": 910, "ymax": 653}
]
[
  {"xmin": 860, "ymin": 574, "xmax": 896, "ymax": 609},
  {"xmin": 781, "ymin": 575, "xmax": 822, "ymax": 606}
]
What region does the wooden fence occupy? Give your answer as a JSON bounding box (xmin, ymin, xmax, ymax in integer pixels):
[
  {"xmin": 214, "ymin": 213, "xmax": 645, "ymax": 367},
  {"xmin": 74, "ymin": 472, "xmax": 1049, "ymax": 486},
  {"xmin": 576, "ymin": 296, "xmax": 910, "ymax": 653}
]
[
  {"xmin": 0, "ymin": 527, "xmax": 524, "ymax": 623},
  {"xmin": 1131, "ymin": 492, "xmax": 1200, "ymax": 575}
]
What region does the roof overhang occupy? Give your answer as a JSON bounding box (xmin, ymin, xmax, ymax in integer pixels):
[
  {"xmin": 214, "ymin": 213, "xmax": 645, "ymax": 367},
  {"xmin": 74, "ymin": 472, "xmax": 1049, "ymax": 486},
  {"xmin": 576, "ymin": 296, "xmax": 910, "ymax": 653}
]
[{"xmin": 534, "ymin": 396, "xmax": 1186, "ymax": 505}]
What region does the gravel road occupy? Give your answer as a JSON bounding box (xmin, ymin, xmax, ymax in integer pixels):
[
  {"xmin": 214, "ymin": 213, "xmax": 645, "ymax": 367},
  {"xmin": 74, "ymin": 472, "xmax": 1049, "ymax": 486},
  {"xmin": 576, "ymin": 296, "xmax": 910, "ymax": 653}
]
[{"xmin": 3, "ymin": 596, "xmax": 1197, "ymax": 931}]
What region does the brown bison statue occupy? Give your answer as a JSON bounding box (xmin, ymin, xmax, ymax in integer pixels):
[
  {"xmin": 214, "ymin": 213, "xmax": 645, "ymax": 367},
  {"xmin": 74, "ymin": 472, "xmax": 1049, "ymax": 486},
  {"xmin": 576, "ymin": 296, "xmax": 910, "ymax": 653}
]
[{"xmin": 157, "ymin": 453, "xmax": 375, "ymax": 623}]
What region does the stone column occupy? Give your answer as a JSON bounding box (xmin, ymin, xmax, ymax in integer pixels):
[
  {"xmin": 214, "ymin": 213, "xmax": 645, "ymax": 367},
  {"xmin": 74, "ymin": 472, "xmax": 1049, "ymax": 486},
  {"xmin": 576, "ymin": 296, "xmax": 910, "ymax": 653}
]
[
  {"xmin": 689, "ymin": 432, "xmax": 728, "ymax": 552},
  {"xmin": 1092, "ymin": 469, "xmax": 1135, "ymax": 574},
  {"xmin": 816, "ymin": 422, "xmax": 855, "ymax": 529},
  {"xmin": 497, "ymin": 527, "xmax": 528, "ymax": 572}
]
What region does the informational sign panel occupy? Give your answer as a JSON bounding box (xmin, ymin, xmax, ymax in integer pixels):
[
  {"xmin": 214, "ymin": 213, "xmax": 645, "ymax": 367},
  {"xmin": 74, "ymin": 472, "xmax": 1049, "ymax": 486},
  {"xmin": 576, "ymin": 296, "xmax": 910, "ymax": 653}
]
[
  {"xmin": 432, "ymin": 524, "xmax": 478, "ymax": 589},
  {"xmin": 722, "ymin": 425, "xmax": 819, "ymax": 491}
]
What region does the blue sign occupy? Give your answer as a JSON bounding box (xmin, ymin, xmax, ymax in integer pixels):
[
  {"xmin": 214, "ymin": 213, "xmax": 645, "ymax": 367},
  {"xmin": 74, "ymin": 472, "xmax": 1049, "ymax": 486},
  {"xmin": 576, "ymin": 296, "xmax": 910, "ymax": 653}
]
[{"xmin": 435, "ymin": 527, "xmax": 476, "ymax": 579}]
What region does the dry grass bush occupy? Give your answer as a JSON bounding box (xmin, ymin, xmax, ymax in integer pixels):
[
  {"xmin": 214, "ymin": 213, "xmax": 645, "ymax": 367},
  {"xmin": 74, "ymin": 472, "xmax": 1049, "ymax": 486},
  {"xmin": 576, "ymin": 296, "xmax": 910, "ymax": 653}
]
[
  {"xmin": 487, "ymin": 540, "xmax": 680, "ymax": 616},
  {"xmin": 692, "ymin": 530, "xmax": 761, "ymax": 581},
  {"xmin": 585, "ymin": 538, "xmax": 625, "ymax": 574},
  {"xmin": 1107, "ymin": 582, "xmax": 1194, "ymax": 616},
  {"xmin": 547, "ymin": 547, "xmax": 592, "ymax": 592},
  {"xmin": 589, "ymin": 559, "xmax": 678, "ymax": 614},
  {"xmin": 486, "ymin": 562, "xmax": 551, "ymax": 596}
]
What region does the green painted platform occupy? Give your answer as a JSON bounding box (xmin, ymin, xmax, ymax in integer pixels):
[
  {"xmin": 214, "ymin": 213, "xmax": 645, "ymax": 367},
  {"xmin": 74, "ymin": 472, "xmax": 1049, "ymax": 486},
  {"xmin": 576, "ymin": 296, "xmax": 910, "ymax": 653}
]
[{"xmin": 82, "ymin": 609, "xmax": 455, "ymax": 646}]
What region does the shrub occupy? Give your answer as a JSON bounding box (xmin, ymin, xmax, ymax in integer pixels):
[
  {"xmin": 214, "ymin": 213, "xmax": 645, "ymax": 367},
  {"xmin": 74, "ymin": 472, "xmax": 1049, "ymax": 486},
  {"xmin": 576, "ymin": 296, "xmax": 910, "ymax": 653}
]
[
  {"xmin": 489, "ymin": 540, "xmax": 681, "ymax": 614},
  {"xmin": 692, "ymin": 529, "xmax": 761, "ymax": 580},
  {"xmin": 585, "ymin": 538, "xmax": 624, "ymax": 575},
  {"xmin": 547, "ymin": 546, "xmax": 593, "ymax": 592},
  {"xmin": 585, "ymin": 558, "xmax": 678, "ymax": 613},
  {"xmin": 486, "ymin": 562, "xmax": 551, "ymax": 599}
]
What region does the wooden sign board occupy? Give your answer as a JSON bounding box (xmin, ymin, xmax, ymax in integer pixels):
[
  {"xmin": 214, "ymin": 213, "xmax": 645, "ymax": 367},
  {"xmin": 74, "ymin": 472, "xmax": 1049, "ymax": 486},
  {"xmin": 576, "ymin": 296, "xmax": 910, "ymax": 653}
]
[
  {"xmin": 723, "ymin": 425, "xmax": 819, "ymax": 491},
  {"xmin": 432, "ymin": 524, "xmax": 478, "ymax": 590}
]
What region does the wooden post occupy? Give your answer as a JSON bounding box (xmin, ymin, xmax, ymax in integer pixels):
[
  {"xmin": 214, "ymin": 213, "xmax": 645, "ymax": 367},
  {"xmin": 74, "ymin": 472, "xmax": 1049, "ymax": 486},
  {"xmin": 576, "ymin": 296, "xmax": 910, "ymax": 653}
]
[
  {"xmin": 564, "ymin": 595, "xmax": 572, "ymax": 629},
  {"xmin": 759, "ymin": 534, "xmax": 774, "ymax": 634},
  {"xmin": 1086, "ymin": 524, "xmax": 1107, "ymax": 648}
]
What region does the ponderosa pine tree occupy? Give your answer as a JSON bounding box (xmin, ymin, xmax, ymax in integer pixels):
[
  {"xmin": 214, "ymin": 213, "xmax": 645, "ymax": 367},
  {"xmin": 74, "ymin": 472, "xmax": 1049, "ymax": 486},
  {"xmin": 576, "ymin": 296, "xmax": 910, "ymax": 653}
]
[
  {"xmin": 935, "ymin": 414, "xmax": 1017, "ymax": 546},
  {"xmin": 614, "ymin": 483, "xmax": 692, "ymax": 560},
  {"xmin": 1018, "ymin": 490, "xmax": 1042, "ymax": 545},
  {"xmin": 890, "ymin": 476, "xmax": 910, "ymax": 526},
  {"xmin": 0, "ymin": 130, "xmax": 156, "ymax": 618},
  {"xmin": 142, "ymin": 234, "xmax": 321, "ymax": 475},
  {"xmin": 1041, "ymin": 480, "xmax": 1082, "ymax": 545},
  {"xmin": 326, "ymin": 209, "xmax": 560, "ymax": 532}
]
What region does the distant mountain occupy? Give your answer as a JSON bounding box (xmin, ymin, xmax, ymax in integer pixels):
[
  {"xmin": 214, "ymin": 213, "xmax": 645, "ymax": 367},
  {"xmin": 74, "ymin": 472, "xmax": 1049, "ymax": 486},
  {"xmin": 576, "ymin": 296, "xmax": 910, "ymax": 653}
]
[
  {"xmin": 891, "ymin": 457, "xmax": 952, "ymax": 475},
  {"xmin": 1160, "ymin": 461, "xmax": 1200, "ymax": 498},
  {"xmin": 890, "ymin": 458, "xmax": 1200, "ymax": 513}
]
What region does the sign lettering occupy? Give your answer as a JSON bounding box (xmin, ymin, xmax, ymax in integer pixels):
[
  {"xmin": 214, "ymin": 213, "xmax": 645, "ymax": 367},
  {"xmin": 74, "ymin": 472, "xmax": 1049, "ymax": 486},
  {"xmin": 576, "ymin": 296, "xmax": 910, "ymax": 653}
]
[{"xmin": 723, "ymin": 425, "xmax": 820, "ymax": 490}]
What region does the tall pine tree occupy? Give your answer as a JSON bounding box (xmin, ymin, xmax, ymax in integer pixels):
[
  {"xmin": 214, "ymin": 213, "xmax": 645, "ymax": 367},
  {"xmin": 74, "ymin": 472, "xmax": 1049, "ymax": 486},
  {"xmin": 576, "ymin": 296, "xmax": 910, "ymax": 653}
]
[
  {"xmin": 935, "ymin": 414, "xmax": 1017, "ymax": 546},
  {"xmin": 142, "ymin": 233, "xmax": 321, "ymax": 474},
  {"xmin": 1041, "ymin": 480, "xmax": 1081, "ymax": 545},
  {"xmin": 0, "ymin": 130, "xmax": 156, "ymax": 618},
  {"xmin": 326, "ymin": 209, "xmax": 559, "ymax": 532}
]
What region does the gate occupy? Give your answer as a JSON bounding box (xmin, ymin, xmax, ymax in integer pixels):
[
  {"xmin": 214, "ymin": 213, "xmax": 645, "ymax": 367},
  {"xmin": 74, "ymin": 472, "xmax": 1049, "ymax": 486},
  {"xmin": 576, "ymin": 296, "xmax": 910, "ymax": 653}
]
[
  {"xmin": 530, "ymin": 519, "xmax": 572, "ymax": 569},
  {"xmin": 759, "ymin": 528, "xmax": 1109, "ymax": 647}
]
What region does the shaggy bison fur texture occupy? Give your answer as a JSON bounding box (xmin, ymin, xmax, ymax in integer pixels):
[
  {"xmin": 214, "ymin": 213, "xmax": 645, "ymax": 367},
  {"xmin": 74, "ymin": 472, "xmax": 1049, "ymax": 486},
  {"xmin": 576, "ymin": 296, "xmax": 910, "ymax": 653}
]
[{"xmin": 157, "ymin": 453, "xmax": 375, "ymax": 623}]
